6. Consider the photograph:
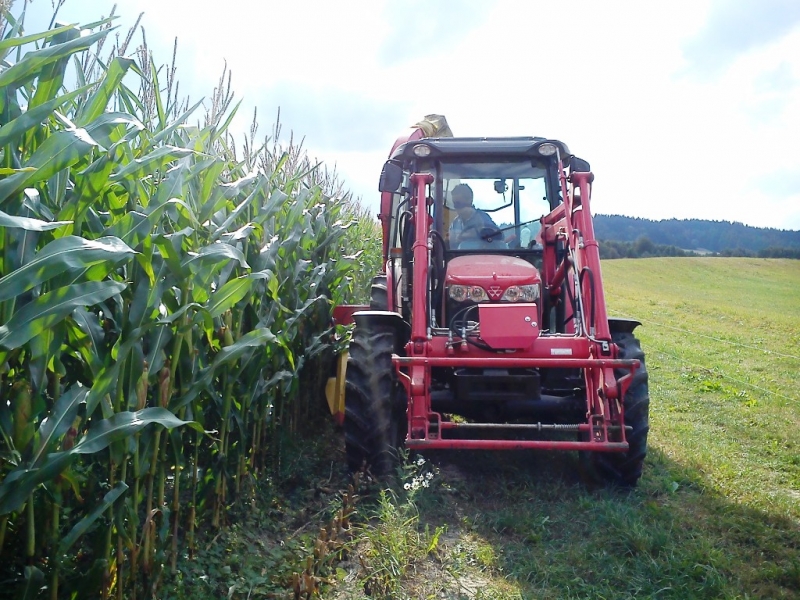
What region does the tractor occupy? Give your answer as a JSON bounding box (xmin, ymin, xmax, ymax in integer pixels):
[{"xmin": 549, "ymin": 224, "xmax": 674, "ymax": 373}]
[{"xmin": 327, "ymin": 116, "xmax": 649, "ymax": 486}]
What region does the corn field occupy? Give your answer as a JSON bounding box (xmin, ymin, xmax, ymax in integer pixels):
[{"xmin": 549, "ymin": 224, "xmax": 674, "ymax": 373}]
[{"xmin": 0, "ymin": 7, "xmax": 380, "ymax": 598}]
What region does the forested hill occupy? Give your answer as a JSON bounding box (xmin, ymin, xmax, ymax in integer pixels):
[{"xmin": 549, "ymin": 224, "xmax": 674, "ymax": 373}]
[{"xmin": 593, "ymin": 215, "xmax": 800, "ymax": 253}]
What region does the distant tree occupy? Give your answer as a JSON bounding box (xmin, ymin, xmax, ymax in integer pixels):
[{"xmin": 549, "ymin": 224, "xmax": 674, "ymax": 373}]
[{"xmin": 634, "ymin": 236, "xmax": 656, "ymax": 257}]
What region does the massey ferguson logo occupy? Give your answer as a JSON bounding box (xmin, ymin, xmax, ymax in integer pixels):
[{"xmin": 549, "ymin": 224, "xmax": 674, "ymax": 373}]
[{"xmin": 488, "ymin": 285, "xmax": 502, "ymax": 299}]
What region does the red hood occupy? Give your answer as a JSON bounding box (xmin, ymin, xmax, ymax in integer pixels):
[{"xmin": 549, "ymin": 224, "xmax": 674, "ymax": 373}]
[{"xmin": 445, "ymin": 255, "xmax": 540, "ymax": 291}]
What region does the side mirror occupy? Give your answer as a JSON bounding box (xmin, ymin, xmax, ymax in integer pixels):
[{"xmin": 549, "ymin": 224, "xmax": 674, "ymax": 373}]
[
  {"xmin": 570, "ymin": 156, "xmax": 591, "ymax": 173},
  {"xmin": 378, "ymin": 161, "xmax": 403, "ymax": 193}
]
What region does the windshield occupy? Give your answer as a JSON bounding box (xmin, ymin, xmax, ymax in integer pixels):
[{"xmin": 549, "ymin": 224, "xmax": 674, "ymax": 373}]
[{"xmin": 437, "ymin": 161, "xmax": 552, "ymax": 250}]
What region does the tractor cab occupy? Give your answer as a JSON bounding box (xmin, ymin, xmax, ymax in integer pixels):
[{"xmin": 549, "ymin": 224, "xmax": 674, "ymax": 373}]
[{"xmin": 379, "ymin": 137, "xmax": 573, "ymax": 334}]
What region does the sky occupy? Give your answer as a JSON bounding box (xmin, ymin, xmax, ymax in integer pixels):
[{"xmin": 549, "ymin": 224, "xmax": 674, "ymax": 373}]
[{"xmin": 14, "ymin": 0, "xmax": 800, "ymax": 230}]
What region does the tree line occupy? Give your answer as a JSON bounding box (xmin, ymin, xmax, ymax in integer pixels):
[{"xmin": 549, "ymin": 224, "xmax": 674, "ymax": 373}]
[
  {"xmin": 594, "ymin": 215, "xmax": 800, "ymax": 253},
  {"xmin": 598, "ymin": 237, "xmax": 800, "ymax": 259},
  {"xmin": 594, "ymin": 215, "xmax": 800, "ymax": 259}
]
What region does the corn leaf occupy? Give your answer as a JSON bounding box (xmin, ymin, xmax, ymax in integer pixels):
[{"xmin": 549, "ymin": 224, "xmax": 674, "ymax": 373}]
[
  {"xmin": 31, "ymin": 385, "xmax": 88, "ymax": 466},
  {"xmin": 0, "ymin": 128, "xmax": 98, "ymax": 206},
  {"xmin": 28, "ymin": 26, "xmax": 81, "ymax": 111},
  {"xmin": 0, "ymin": 22, "xmax": 82, "ymax": 53},
  {"xmin": 0, "ymin": 208, "xmax": 72, "ymax": 231},
  {"xmin": 151, "ymin": 98, "xmax": 204, "ymax": 144},
  {"xmin": 0, "ymin": 236, "xmax": 134, "ymax": 302},
  {"xmin": 55, "ymin": 482, "xmax": 128, "ymax": 563},
  {"xmin": 20, "ymin": 566, "xmax": 45, "ymax": 600},
  {"xmin": 110, "ymin": 145, "xmax": 194, "ymax": 182},
  {"xmin": 0, "ymin": 452, "xmax": 74, "ymax": 515},
  {"xmin": 0, "ymin": 280, "xmax": 127, "ymax": 350},
  {"xmin": 181, "ymin": 242, "xmax": 249, "ymax": 272},
  {"xmin": 206, "ymin": 275, "xmax": 255, "ymax": 318},
  {"xmin": 0, "ymin": 84, "xmax": 92, "ymax": 148},
  {"xmin": 0, "ymin": 28, "xmax": 111, "ymax": 89},
  {"xmin": 72, "ymin": 407, "xmax": 201, "ymax": 454},
  {"xmin": 76, "ymin": 57, "xmax": 135, "ymax": 126},
  {"xmin": 83, "ymin": 111, "xmax": 144, "ymax": 149}
]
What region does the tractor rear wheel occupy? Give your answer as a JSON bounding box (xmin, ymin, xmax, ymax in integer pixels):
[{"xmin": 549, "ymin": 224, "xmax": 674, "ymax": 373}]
[
  {"xmin": 344, "ymin": 322, "xmax": 405, "ymax": 476},
  {"xmin": 582, "ymin": 331, "xmax": 649, "ymax": 487}
]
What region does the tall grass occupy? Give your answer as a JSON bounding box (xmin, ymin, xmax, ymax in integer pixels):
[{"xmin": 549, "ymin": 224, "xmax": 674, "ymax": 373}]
[{"xmin": 0, "ymin": 6, "xmax": 380, "ymax": 598}]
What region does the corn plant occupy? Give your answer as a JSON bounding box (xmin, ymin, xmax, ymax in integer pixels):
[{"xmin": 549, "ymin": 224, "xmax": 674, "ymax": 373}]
[{"xmin": 0, "ymin": 6, "xmax": 375, "ymax": 598}]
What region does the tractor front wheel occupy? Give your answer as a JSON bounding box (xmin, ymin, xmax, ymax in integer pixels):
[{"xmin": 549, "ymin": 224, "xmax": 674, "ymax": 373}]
[
  {"xmin": 344, "ymin": 322, "xmax": 405, "ymax": 476},
  {"xmin": 582, "ymin": 330, "xmax": 650, "ymax": 487}
]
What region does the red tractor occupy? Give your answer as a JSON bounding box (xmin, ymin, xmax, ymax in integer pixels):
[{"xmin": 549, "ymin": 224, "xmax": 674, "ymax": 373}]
[{"xmin": 329, "ymin": 116, "xmax": 649, "ymax": 486}]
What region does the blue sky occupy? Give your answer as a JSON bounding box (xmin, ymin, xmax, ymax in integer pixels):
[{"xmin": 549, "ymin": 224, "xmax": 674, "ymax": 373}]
[{"xmin": 14, "ymin": 0, "xmax": 800, "ymax": 230}]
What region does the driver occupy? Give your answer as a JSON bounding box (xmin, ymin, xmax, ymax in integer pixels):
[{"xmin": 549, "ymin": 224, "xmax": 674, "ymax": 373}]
[{"xmin": 448, "ymin": 184, "xmax": 499, "ymax": 248}]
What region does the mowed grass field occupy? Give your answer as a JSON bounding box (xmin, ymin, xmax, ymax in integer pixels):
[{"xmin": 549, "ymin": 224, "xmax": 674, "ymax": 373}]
[{"xmin": 363, "ymin": 258, "xmax": 800, "ymax": 600}]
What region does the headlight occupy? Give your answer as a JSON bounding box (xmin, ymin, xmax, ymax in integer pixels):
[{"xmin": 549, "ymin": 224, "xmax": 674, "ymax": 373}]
[
  {"xmin": 501, "ymin": 285, "xmax": 540, "ymax": 302},
  {"xmin": 449, "ymin": 285, "xmax": 467, "ymax": 302},
  {"xmin": 412, "ymin": 144, "xmax": 431, "ymax": 157},
  {"xmin": 449, "ymin": 285, "xmax": 489, "ymax": 303},
  {"xmin": 538, "ymin": 143, "xmax": 556, "ymax": 156}
]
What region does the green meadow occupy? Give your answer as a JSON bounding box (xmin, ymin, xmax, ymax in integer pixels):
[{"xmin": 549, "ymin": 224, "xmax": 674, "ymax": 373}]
[{"xmin": 330, "ymin": 258, "xmax": 800, "ymax": 599}]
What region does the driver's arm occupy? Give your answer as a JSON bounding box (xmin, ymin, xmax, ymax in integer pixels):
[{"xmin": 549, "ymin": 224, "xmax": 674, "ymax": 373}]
[{"xmin": 482, "ymin": 210, "xmax": 499, "ymax": 230}]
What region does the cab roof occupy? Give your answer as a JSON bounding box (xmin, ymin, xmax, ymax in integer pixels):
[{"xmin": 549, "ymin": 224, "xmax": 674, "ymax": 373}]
[{"xmin": 391, "ymin": 137, "xmax": 571, "ymax": 161}]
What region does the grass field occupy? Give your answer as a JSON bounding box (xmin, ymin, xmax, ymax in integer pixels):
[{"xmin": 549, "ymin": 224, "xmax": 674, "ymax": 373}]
[{"xmin": 331, "ymin": 258, "xmax": 800, "ymax": 599}]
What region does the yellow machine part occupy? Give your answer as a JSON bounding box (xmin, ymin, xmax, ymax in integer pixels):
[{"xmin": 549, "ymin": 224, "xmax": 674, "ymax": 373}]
[{"xmin": 325, "ymin": 351, "xmax": 348, "ymax": 425}]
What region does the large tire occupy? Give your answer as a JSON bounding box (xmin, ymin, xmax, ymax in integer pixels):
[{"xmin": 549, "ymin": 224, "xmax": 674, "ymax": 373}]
[
  {"xmin": 344, "ymin": 323, "xmax": 405, "ymax": 475},
  {"xmin": 582, "ymin": 331, "xmax": 649, "ymax": 487},
  {"xmin": 369, "ymin": 275, "xmax": 388, "ymax": 310}
]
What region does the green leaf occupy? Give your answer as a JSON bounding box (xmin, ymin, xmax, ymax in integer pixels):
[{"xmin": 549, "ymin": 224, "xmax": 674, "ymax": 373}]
[
  {"xmin": 110, "ymin": 145, "xmax": 194, "ymax": 182},
  {"xmin": 0, "ymin": 28, "xmax": 111, "ymax": 89},
  {"xmin": 198, "ymin": 171, "xmax": 258, "ymax": 224},
  {"xmin": 174, "ymin": 328, "xmax": 277, "ymax": 411},
  {"xmin": 182, "ymin": 242, "xmax": 250, "ymax": 272},
  {"xmin": 84, "ymin": 336, "xmax": 138, "ymax": 418},
  {"xmin": 72, "ymin": 407, "xmax": 200, "ymax": 454},
  {"xmin": 206, "ymin": 276, "xmax": 254, "ymax": 318},
  {"xmin": 20, "ymin": 566, "xmax": 45, "ymax": 600},
  {"xmin": 83, "ymin": 111, "xmax": 144, "ymax": 149},
  {"xmin": 0, "ymin": 22, "xmax": 82, "ymax": 53},
  {"xmin": 0, "ymin": 84, "xmax": 92, "ymax": 148},
  {"xmin": 213, "ymin": 328, "xmax": 276, "ymax": 367},
  {"xmin": 0, "ymin": 128, "xmax": 98, "ymax": 206},
  {"xmin": 31, "ymin": 385, "xmax": 87, "ymax": 467},
  {"xmin": 0, "ymin": 236, "xmax": 135, "ymax": 302},
  {"xmin": 150, "ymin": 55, "xmax": 166, "ymax": 129},
  {"xmin": 76, "ymin": 57, "xmax": 136, "ymax": 126},
  {"xmin": 28, "ymin": 25, "xmax": 81, "ymax": 111},
  {"xmin": 152, "ymin": 98, "xmax": 204, "ymax": 144},
  {"xmin": 212, "ymin": 178, "xmax": 266, "ymax": 240},
  {"xmin": 55, "ymin": 482, "xmax": 128, "ymax": 562},
  {"xmin": 154, "ymin": 162, "xmax": 187, "ymax": 213},
  {"xmin": 0, "ymin": 452, "xmax": 74, "ymax": 515},
  {"xmin": 0, "ymin": 208, "xmax": 72, "ymax": 231},
  {"xmin": 0, "ymin": 280, "xmax": 126, "ymax": 350},
  {"xmin": 67, "ymin": 310, "xmax": 104, "ymax": 375}
]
